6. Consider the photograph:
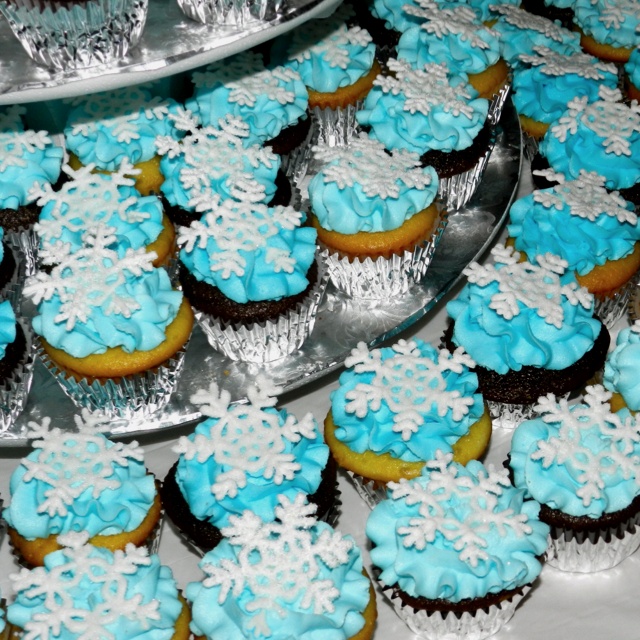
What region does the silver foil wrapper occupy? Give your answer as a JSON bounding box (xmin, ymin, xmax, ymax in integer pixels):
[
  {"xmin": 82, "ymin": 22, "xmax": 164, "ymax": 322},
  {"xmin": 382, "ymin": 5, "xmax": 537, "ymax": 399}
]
[
  {"xmin": 194, "ymin": 256, "xmax": 329, "ymax": 363},
  {"xmin": 486, "ymin": 399, "xmax": 538, "ymax": 431},
  {"xmin": 594, "ymin": 275, "xmax": 638, "ymax": 330},
  {"xmin": 5, "ymin": 227, "xmax": 38, "ymax": 278},
  {"xmin": 522, "ymin": 132, "xmax": 541, "ymax": 163},
  {"xmin": 0, "ymin": 0, "xmax": 148, "ymax": 70},
  {"xmin": 311, "ymin": 101, "xmax": 363, "ymax": 148},
  {"xmin": 347, "ymin": 470, "xmax": 388, "ymax": 510},
  {"xmin": 1, "ymin": 246, "xmax": 28, "ymax": 313},
  {"xmin": 176, "ymin": 0, "xmax": 281, "ymax": 26},
  {"xmin": 486, "ymin": 82, "xmax": 511, "ymax": 126}
]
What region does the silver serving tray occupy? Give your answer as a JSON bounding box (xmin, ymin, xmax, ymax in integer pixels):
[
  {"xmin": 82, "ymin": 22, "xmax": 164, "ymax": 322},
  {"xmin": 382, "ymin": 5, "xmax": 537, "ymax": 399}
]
[{"xmin": 0, "ymin": 99, "xmax": 522, "ymax": 445}]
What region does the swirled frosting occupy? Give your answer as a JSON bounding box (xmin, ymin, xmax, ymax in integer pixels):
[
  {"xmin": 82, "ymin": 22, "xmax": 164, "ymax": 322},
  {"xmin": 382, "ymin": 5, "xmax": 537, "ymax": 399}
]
[
  {"xmin": 604, "ymin": 322, "xmax": 640, "ymax": 411},
  {"xmin": 626, "ymin": 46, "xmax": 640, "ymax": 88},
  {"xmin": 465, "ymin": 0, "xmax": 520, "ymax": 21},
  {"xmin": 0, "ymin": 299, "xmax": 16, "ymax": 361},
  {"xmin": 371, "ymin": 0, "xmax": 424, "ymax": 32},
  {"xmin": 574, "ymin": 0, "xmax": 640, "ymax": 49},
  {"xmin": 186, "ymin": 51, "xmax": 308, "ymax": 143},
  {"xmin": 510, "ymin": 386, "xmax": 640, "ymax": 517},
  {"xmin": 367, "ymin": 455, "xmax": 549, "ymax": 601},
  {"xmin": 64, "ymin": 87, "xmax": 182, "ymax": 171},
  {"xmin": 357, "ymin": 58, "xmax": 488, "ymax": 154}
]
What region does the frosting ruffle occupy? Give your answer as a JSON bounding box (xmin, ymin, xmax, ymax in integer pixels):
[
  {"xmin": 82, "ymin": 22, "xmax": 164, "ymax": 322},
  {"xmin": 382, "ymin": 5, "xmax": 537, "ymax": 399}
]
[
  {"xmin": 604, "ymin": 323, "xmax": 640, "ymax": 411},
  {"xmin": 625, "ymin": 47, "xmax": 640, "ymax": 89},
  {"xmin": 371, "ymin": 0, "xmax": 424, "ymax": 32},
  {"xmin": 574, "ymin": 0, "xmax": 640, "ymax": 49},
  {"xmin": 0, "ymin": 299, "xmax": 16, "ymax": 361}
]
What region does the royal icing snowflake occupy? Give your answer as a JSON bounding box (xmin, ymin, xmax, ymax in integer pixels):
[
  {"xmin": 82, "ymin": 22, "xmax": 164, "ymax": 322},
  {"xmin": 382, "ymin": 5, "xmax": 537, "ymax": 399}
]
[
  {"xmin": 178, "ymin": 199, "xmax": 303, "ymax": 279},
  {"xmin": 374, "ymin": 59, "xmax": 476, "ymax": 119},
  {"xmin": 343, "ymin": 340, "xmax": 477, "ymax": 440},
  {"xmin": 463, "ymin": 244, "xmax": 593, "ymax": 328},
  {"xmin": 550, "ymin": 85, "xmax": 640, "ymax": 156},
  {"xmin": 531, "ymin": 169, "xmax": 636, "ymax": 224},
  {"xmin": 313, "ymin": 133, "xmax": 434, "ymax": 199},
  {"xmin": 596, "ymin": 0, "xmax": 639, "ymax": 31},
  {"xmin": 11, "ymin": 532, "xmax": 160, "ymax": 640},
  {"xmin": 202, "ymin": 494, "xmax": 354, "ymax": 636},
  {"xmin": 518, "ymin": 45, "xmax": 617, "ymax": 79},
  {"xmin": 192, "ymin": 51, "xmax": 302, "ymax": 107},
  {"xmin": 389, "ymin": 451, "xmax": 532, "ymax": 567},
  {"xmin": 532, "ymin": 385, "xmax": 640, "ymax": 507},
  {"xmin": 156, "ymin": 109, "xmax": 277, "ymax": 208},
  {"xmin": 0, "ymin": 126, "xmax": 55, "ymax": 173},
  {"xmin": 175, "ymin": 376, "xmax": 317, "ymax": 500},
  {"xmin": 0, "ymin": 105, "xmax": 25, "ymax": 132},
  {"xmin": 21, "ymin": 411, "xmax": 145, "ymax": 518},
  {"xmin": 490, "ymin": 3, "xmax": 573, "ymax": 41}
]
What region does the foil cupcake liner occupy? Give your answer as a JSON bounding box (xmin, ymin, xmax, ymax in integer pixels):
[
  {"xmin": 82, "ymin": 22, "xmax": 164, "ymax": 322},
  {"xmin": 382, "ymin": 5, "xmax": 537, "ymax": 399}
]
[
  {"xmin": 176, "ymin": 0, "xmax": 281, "ymax": 27},
  {"xmin": 347, "ymin": 471, "xmax": 388, "ymax": 510},
  {"xmin": 311, "ymin": 101, "xmax": 363, "ymax": 148},
  {"xmin": 4, "ymin": 227, "xmax": 38, "ymax": 278},
  {"xmin": 486, "ymin": 82, "xmax": 511, "ymax": 126},
  {"xmin": 321, "ymin": 211, "xmax": 448, "ymax": 300},
  {"xmin": 522, "ymin": 132, "xmax": 541, "ymax": 163},
  {"xmin": 36, "ymin": 337, "xmax": 189, "ymax": 420},
  {"xmin": 1, "ymin": 246, "xmax": 27, "ymax": 313},
  {"xmin": 594, "ymin": 275, "xmax": 638, "ymax": 330},
  {"xmin": 280, "ymin": 119, "xmax": 317, "ymax": 184},
  {"xmin": 0, "ymin": 0, "xmax": 148, "ymax": 71},
  {"xmin": 486, "ymin": 399, "xmax": 538, "ymax": 431},
  {"xmin": 545, "ymin": 512, "xmax": 640, "ymax": 573},
  {"xmin": 195, "ymin": 255, "xmax": 328, "ymax": 363}
]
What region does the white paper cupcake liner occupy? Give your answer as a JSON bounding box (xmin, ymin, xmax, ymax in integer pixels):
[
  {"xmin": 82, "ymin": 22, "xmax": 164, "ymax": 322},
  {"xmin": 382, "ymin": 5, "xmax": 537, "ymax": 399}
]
[
  {"xmin": 176, "ymin": 0, "xmax": 280, "ymax": 26},
  {"xmin": 0, "ymin": 0, "xmax": 148, "ymax": 70},
  {"xmin": 321, "ymin": 211, "xmax": 448, "ymax": 300},
  {"xmin": 311, "ymin": 101, "xmax": 363, "ymax": 148},
  {"xmin": 4, "ymin": 227, "xmax": 38, "ymax": 278},
  {"xmin": 486, "ymin": 82, "xmax": 511, "ymax": 126},
  {"xmin": 594, "ymin": 275, "xmax": 638, "ymax": 329},
  {"xmin": 347, "ymin": 471, "xmax": 388, "ymax": 510},
  {"xmin": 194, "ymin": 256, "xmax": 328, "ymax": 363}
]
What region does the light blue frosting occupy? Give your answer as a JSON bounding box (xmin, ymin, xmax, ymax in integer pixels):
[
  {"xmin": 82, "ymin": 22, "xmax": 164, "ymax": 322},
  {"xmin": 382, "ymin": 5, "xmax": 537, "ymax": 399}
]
[
  {"xmin": 604, "ymin": 323, "xmax": 640, "ymax": 411},
  {"xmin": 367, "ymin": 459, "xmax": 549, "ymax": 601},
  {"xmin": 463, "ymin": 0, "xmax": 521, "ymax": 22},
  {"xmin": 545, "ymin": 0, "xmax": 574, "ymax": 8},
  {"xmin": 510, "ymin": 402, "xmax": 640, "ymax": 517},
  {"xmin": 64, "ymin": 87, "xmax": 182, "ymax": 171},
  {"xmin": 175, "ymin": 410, "xmax": 329, "ymax": 528},
  {"xmin": 626, "ymin": 46, "xmax": 640, "ymax": 88},
  {"xmin": 0, "ymin": 299, "xmax": 16, "ymax": 361},
  {"xmin": 186, "ymin": 522, "xmax": 370, "ymax": 640},
  {"xmin": 186, "ymin": 51, "xmax": 309, "ymax": 143},
  {"xmin": 371, "ymin": 0, "xmax": 424, "ymax": 32},
  {"xmin": 32, "ymin": 266, "xmax": 183, "ymax": 358},
  {"xmin": 0, "ymin": 604, "xmax": 4, "ymax": 634},
  {"xmin": 8, "ymin": 546, "xmax": 182, "ymax": 640},
  {"xmin": 508, "ymin": 183, "xmax": 640, "ymax": 276},
  {"xmin": 574, "ymin": 0, "xmax": 640, "ymax": 49},
  {"xmin": 3, "ymin": 435, "xmax": 156, "ymax": 540},
  {"xmin": 330, "ymin": 339, "xmax": 485, "ymax": 462}
]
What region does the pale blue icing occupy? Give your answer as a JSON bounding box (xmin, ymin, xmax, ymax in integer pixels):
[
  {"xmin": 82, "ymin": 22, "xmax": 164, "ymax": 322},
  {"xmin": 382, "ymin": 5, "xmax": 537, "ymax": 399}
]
[
  {"xmin": 64, "ymin": 87, "xmax": 182, "ymax": 171},
  {"xmin": 510, "ymin": 401, "xmax": 640, "ymax": 517},
  {"xmin": 330, "ymin": 339, "xmax": 485, "ymax": 462},
  {"xmin": 186, "ymin": 521, "xmax": 370, "ymax": 640},
  {"xmin": 0, "ymin": 300, "xmax": 16, "ymax": 361},
  {"xmin": 357, "ymin": 60, "xmax": 488, "ymax": 154},
  {"xmin": 371, "ymin": 0, "xmax": 424, "ymax": 32},
  {"xmin": 625, "ymin": 46, "xmax": 640, "ymax": 88},
  {"xmin": 0, "ymin": 604, "xmax": 4, "ymax": 634},
  {"xmin": 367, "ymin": 459, "xmax": 549, "ymax": 601},
  {"xmin": 8, "ymin": 546, "xmax": 182, "ymax": 640},
  {"xmin": 508, "ymin": 183, "xmax": 640, "ymax": 276},
  {"xmin": 462, "ymin": 0, "xmax": 521, "ymax": 22},
  {"xmin": 545, "ymin": 0, "xmax": 574, "ymax": 8},
  {"xmin": 175, "ymin": 410, "xmax": 329, "ymax": 528},
  {"xmin": 186, "ymin": 51, "xmax": 309, "ymax": 143},
  {"xmin": 31, "ymin": 266, "xmax": 183, "ymax": 358},
  {"xmin": 604, "ymin": 323, "xmax": 640, "ymax": 411},
  {"xmin": 574, "ymin": 0, "xmax": 640, "ymax": 49}
]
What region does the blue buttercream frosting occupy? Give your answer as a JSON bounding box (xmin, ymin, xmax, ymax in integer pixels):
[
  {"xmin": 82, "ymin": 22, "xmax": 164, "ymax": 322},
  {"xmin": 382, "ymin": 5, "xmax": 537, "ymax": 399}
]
[
  {"xmin": 330, "ymin": 339, "xmax": 485, "ymax": 462},
  {"xmin": 626, "ymin": 46, "xmax": 640, "ymax": 88},
  {"xmin": 186, "ymin": 51, "xmax": 309, "ymax": 143},
  {"xmin": 604, "ymin": 322, "xmax": 640, "ymax": 411},
  {"xmin": 371, "ymin": 0, "xmax": 424, "ymax": 32},
  {"xmin": 0, "ymin": 299, "xmax": 16, "ymax": 361},
  {"xmin": 465, "ymin": 0, "xmax": 520, "ymax": 22},
  {"xmin": 574, "ymin": 0, "xmax": 640, "ymax": 49},
  {"xmin": 510, "ymin": 387, "xmax": 640, "ymax": 518},
  {"xmin": 357, "ymin": 58, "xmax": 488, "ymax": 154},
  {"xmin": 367, "ymin": 456, "xmax": 549, "ymax": 601}
]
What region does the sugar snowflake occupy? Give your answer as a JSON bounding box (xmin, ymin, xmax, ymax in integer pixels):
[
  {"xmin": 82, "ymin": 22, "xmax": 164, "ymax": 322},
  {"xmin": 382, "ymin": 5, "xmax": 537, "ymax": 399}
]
[
  {"xmin": 10, "ymin": 532, "xmax": 160, "ymax": 640},
  {"xmin": 597, "ymin": 0, "xmax": 638, "ymax": 31},
  {"xmin": 175, "ymin": 376, "xmax": 318, "ymax": 500},
  {"xmin": 202, "ymin": 493, "xmax": 354, "ymax": 636},
  {"xmin": 374, "ymin": 59, "xmax": 476, "ymax": 119},
  {"xmin": 0, "ymin": 126, "xmax": 55, "ymax": 173},
  {"xmin": 389, "ymin": 451, "xmax": 532, "ymax": 567},
  {"xmin": 490, "ymin": 3, "xmax": 573, "ymax": 41},
  {"xmin": 0, "ymin": 105, "xmax": 25, "ymax": 132},
  {"xmin": 532, "ymin": 385, "xmax": 640, "ymax": 506},
  {"xmin": 343, "ymin": 340, "xmax": 477, "ymax": 440},
  {"xmin": 550, "ymin": 86, "xmax": 640, "ymax": 157},
  {"xmin": 312, "ymin": 133, "xmax": 434, "ymax": 199},
  {"xmin": 156, "ymin": 108, "xmax": 278, "ymax": 208},
  {"xmin": 518, "ymin": 45, "xmax": 617, "ymax": 79},
  {"xmin": 463, "ymin": 244, "xmax": 593, "ymax": 328}
]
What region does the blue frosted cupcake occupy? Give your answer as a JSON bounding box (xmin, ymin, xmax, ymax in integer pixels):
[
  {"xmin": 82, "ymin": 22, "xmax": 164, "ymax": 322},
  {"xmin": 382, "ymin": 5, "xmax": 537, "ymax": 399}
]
[{"xmin": 603, "ymin": 321, "xmax": 640, "ymax": 413}]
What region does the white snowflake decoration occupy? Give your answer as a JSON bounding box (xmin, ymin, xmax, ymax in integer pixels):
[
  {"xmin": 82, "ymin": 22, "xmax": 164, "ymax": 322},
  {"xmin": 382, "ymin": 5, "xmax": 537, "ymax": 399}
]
[
  {"xmin": 389, "ymin": 451, "xmax": 532, "ymax": 567},
  {"xmin": 343, "ymin": 340, "xmax": 477, "ymax": 440},
  {"xmin": 532, "ymin": 169, "xmax": 636, "ymax": 224},
  {"xmin": 202, "ymin": 494, "xmax": 354, "ymax": 636},
  {"xmin": 20, "ymin": 410, "xmax": 145, "ymax": 518},
  {"xmin": 156, "ymin": 109, "xmax": 277, "ymax": 208},
  {"xmin": 518, "ymin": 45, "xmax": 617, "ymax": 79},
  {"xmin": 532, "ymin": 385, "xmax": 640, "ymax": 506},
  {"xmin": 550, "ymin": 85, "xmax": 640, "ymax": 157},
  {"xmin": 0, "ymin": 127, "xmax": 55, "ymax": 173},
  {"xmin": 490, "ymin": 3, "xmax": 574, "ymax": 41},
  {"xmin": 313, "ymin": 133, "xmax": 434, "ymax": 199},
  {"xmin": 463, "ymin": 244, "xmax": 593, "ymax": 328},
  {"xmin": 175, "ymin": 376, "xmax": 318, "ymax": 500},
  {"xmin": 374, "ymin": 59, "xmax": 476, "ymax": 119},
  {"xmin": 0, "ymin": 105, "xmax": 25, "ymax": 131},
  {"xmin": 597, "ymin": 0, "xmax": 639, "ymax": 31},
  {"xmin": 11, "ymin": 533, "xmax": 160, "ymax": 640}
]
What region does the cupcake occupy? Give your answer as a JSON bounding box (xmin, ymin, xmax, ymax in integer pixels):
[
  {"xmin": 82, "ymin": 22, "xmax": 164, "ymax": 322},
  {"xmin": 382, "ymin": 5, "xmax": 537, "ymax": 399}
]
[
  {"xmin": 603, "ymin": 321, "xmax": 640, "ymax": 413},
  {"xmin": 510, "ymin": 385, "xmax": 640, "ymax": 572},
  {"xmin": 178, "ymin": 199, "xmax": 324, "ymax": 363},
  {"xmin": 625, "ymin": 46, "xmax": 640, "ymax": 101},
  {"xmin": 0, "ymin": 227, "xmax": 23, "ymax": 309},
  {"xmin": 64, "ymin": 87, "xmax": 183, "ymax": 196},
  {"xmin": 325, "ymin": 338, "xmax": 492, "ymax": 508},
  {"xmin": 507, "ymin": 169, "xmax": 640, "ymax": 327},
  {"xmin": 445, "ymin": 244, "xmax": 610, "ymax": 428},
  {"xmin": 357, "ymin": 58, "xmax": 493, "ymax": 210},
  {"xmin": 367, "ymin": 452, "xmax": 549, "ymax": 639},
  {"xmin": 307, "ymin": 133, "xmax": 443, "ymax": 298},
  {"xmin": 161, "ymin": 376, "xmax": 338, "ymax": 554},
  {"xmin": 3, "ymin": 411, "xmax": 162, "ymax": 567},
  {"xmin": 186, "ymin": 493, "xmax": 376, "ymax": 640},
  {"xmin": 7, "ymin": 532, "xmax": 191, "ymax": 638}
]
